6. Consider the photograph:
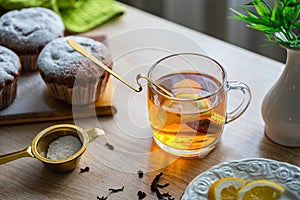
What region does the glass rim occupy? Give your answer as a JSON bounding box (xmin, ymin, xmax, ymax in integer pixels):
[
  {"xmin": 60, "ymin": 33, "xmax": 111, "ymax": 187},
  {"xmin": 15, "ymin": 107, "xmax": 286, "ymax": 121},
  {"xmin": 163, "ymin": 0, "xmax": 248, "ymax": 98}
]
[{"xmin": 147, "ymin": 53, "xmax": 227, "ymax": 101}]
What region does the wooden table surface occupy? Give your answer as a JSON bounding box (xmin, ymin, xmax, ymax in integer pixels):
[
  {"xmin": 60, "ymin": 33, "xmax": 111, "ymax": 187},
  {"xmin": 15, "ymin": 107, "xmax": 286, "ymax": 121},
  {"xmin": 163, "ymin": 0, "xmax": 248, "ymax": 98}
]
[{"xmin": 1, "ymin": 4, "xmax": 300, "ymax": 200}]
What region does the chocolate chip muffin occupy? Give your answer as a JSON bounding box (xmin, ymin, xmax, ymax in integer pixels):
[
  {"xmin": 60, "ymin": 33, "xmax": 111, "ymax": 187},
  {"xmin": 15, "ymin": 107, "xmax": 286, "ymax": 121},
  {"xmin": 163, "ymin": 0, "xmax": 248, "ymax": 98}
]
[
  {"xmin": 0, "ymin": 7, "xmax": 65, "ymax": 71},
  {"xmin": 38, "ymin": 36, "xmax": 112, "ymax": 105},
  {"xmin": 0, "ymin": 46, "xmax": 22, "ymax": 110}
]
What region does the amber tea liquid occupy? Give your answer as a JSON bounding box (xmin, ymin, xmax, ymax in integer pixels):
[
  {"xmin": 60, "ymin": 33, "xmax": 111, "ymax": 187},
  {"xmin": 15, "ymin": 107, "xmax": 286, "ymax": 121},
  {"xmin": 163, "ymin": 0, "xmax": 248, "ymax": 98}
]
[{"xmin": 148, "ymin": 72, "xmax": 226, "ymax": 156}]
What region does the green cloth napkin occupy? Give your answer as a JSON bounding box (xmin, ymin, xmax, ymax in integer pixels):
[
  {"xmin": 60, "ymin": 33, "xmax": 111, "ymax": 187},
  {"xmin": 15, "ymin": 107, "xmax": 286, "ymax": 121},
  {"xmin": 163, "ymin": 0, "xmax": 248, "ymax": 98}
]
[
  {"xmin": 0, "ymin": 0, "xmax": 50, "ymax": 9},
  {"xmin": 0, "ymin": 0, "xmax": 124, "ymax": 33}
]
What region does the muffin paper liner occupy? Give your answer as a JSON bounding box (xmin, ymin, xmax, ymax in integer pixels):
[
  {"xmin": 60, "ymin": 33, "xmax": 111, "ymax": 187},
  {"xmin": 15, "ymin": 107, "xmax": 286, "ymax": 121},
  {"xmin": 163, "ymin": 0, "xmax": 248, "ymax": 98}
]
[
  {"xmin": 46, "ymin": 74, "xmax": 109, "ymax": 105},
  {"xmin": 0, "ymin": 79, "xmax": 18, "ymax": 110},
  {"xmin": 20, "ymin": 54, "xmax": 39, "ymax": 71}
]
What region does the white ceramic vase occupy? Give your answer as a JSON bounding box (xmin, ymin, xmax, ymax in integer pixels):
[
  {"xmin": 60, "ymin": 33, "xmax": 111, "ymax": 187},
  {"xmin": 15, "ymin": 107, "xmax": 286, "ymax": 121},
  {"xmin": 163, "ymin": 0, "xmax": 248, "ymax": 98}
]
[{"xmin": 262, "ymin": 46, "xmax": 300, "ymax": 147}]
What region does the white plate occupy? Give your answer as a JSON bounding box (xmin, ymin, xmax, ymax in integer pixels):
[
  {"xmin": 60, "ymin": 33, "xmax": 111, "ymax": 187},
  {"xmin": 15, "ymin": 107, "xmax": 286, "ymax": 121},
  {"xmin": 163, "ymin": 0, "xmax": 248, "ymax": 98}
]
[{"xmin": 182, "ymin": 158, "xmax": 300, "ymax": 200}]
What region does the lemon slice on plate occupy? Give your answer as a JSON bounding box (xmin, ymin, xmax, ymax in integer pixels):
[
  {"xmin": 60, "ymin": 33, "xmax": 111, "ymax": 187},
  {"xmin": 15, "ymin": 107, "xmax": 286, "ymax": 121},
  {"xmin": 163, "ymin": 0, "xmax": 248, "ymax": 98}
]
[
  {"xmin": 237, "ymin": 180, "xmax": 286, "ymax": 200},
  {"xmin": 208, "ymin": 177, "xmax": 247, "ymax": 200}
]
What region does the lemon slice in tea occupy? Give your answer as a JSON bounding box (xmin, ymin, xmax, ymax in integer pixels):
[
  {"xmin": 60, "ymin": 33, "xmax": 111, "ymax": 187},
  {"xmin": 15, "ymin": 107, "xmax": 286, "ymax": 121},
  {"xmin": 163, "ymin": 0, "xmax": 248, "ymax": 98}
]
[
  {"xmin": 237, "ymin": 180, "xmax": 286, "ymax": 200},
  {"xmin": 208, "ymin": 177, "xmax": 247, "ymax": 200},
  {"xmin": 175, "ymin": 93, "xmax": 212, "ymax": 114}
]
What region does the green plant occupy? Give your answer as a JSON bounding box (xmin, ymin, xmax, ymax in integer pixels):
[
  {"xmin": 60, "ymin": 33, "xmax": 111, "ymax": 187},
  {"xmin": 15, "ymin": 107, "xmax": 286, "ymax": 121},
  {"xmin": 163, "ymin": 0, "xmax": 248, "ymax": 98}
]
[{"xmin": 230, "ymin": 0, "xmax": 300, "ymax": 48}]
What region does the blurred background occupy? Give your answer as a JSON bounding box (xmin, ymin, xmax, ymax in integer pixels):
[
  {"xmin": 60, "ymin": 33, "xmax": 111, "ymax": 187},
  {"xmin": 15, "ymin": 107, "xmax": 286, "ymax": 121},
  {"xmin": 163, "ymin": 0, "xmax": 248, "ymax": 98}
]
[{"xmin": 118, "ymin": 0, "xmax": 286, "ymax": 63}]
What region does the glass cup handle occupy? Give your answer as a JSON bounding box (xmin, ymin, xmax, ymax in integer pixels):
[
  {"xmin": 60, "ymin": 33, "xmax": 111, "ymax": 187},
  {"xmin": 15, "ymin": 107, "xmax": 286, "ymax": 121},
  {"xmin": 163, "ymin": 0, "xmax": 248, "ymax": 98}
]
[{"xmin": 225, "ymin": 81, "xmax": 251, "ymax": 124}]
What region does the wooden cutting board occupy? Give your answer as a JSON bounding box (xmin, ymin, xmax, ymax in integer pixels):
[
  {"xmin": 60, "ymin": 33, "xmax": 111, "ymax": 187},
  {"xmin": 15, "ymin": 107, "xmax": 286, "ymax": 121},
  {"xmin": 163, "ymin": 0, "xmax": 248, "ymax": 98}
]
[
  {"xmin": 0, "ymin": 35, "xmax": 116, "ymax": 125},
  {"xmin": 0, "ymin": 71, "xmax": 115, "ymax": 125}
]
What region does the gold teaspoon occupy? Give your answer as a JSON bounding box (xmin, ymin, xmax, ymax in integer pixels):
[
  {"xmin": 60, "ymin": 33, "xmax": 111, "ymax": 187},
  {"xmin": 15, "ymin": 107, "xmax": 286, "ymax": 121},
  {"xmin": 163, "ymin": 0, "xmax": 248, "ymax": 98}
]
[{"xmin": 67, "ymin": 38, "xmax": 172, "ymax": 97}]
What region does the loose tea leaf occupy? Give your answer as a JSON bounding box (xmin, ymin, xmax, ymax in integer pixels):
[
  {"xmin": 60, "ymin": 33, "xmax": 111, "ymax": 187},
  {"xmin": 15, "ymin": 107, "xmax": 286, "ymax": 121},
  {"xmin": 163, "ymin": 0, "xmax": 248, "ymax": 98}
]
[
  {"xmin": 137, "ymin": 170, "xmax": 144, "ymax": 178},
  {"xmin": 137, "ymin": 191, "xmax": 147, "ymax": 199},
  {"xmin": 97, "ymin": 196, "xmax": 107, "ymax": 200},
  {"xmin": 151, "ymin": 172, "xmax": 174, "ymax": 200},
  {"xmin": 161, "ymin": 192, "xmax": 175, "ymax": 200},
  {"xmin": 97, "ymin": 186, "xmax": 124, "ymax": 199},
  {"xmin": 151, "ymin": 172, "xmax": 164, "ymax": 190},
  {"xmin": 105, "ymin": 143, "xmax": 114, "ymax": 150},
  {"xmin": 79, "ymin": 167, "xmax": 90, "ymax": 173},
  {"xmin": 157, "ymin": 183, "xmax": 170, "ymax": 188},
  {"xmin": 109, "ymin": 186, "xmax": 124, "ymax": 193}
]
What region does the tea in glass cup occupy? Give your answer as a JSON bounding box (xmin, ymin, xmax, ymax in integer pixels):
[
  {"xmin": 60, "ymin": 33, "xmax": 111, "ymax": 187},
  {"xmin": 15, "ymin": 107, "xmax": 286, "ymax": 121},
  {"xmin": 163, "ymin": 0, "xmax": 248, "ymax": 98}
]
[{"xmin": 147, "ymin": 53, "xmax": 251, "ymax": 157}]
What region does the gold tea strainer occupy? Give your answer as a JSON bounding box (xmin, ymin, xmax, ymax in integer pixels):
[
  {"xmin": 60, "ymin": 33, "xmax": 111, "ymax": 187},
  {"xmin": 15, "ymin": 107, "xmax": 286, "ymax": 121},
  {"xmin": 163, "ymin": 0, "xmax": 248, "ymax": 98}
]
[
  {"xmin": 0, "ymin": 124, "xmax": 104, "ymax": 172},
  {"xmin": 67, "ymin": 38, "xmax": 172, "ymax": 97}
]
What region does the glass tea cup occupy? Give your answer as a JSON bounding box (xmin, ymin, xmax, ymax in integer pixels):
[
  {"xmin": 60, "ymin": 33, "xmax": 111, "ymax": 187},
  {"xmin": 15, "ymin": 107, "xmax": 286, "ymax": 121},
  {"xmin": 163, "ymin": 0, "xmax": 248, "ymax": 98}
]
[{"xmin": 147, "ymin": 53, "xmax": 251, "ymax": 157}]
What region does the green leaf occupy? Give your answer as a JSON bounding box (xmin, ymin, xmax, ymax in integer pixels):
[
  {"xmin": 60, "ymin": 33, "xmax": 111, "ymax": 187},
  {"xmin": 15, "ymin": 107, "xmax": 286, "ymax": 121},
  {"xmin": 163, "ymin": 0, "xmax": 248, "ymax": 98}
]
[
  {"xmin": 278, "ymin": 0, "xmax": 294, "ymax": 5},
  {"xmin": 246, "ymin": 10, "xmax": 259, "ymax": 19},
  {"xmin": 271, "ymin": 2, "xmax": 283, "ymax": 23},
  {"xmin": 260, "ymin": 0, "xmax": 273, "ymax": 12},
  {"xmin": 249, "ymin": 24, "xmax": 279, "ymax": 32},
  {"xmin": 247, "ymin": 17, "xmax": 277, "ymax": 27},
  {"xmin": 253, "ymin": 0, "xmax": 272, "ymax": 17},
  {"xmin": 283, "ymin": 5, "xmax": 296, "ymax": 20},
  {"xmin": 278, "ymin": 0, "xmax": 285, "ymax": 7},
  {"xmin": 293, "ymin": 20, "xmax": 300, "ymax": 28},
  {"xmin": 229, "ymin": 8, "xmax": 248, "ymax": 19},
  {"xmin": 244, "ymin": 1, "xmax": 258, "ymax": 6},
  {"xmin": 286, "ymin": 0, "xmax": 298, "ymax": 6},
  {"xmin": 290, "ymin": 4, "xmax": 300, "ymax": 22},
  {"xmin": 243, "ymin": 0, "xmax": 272, "ymax": 17}
]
